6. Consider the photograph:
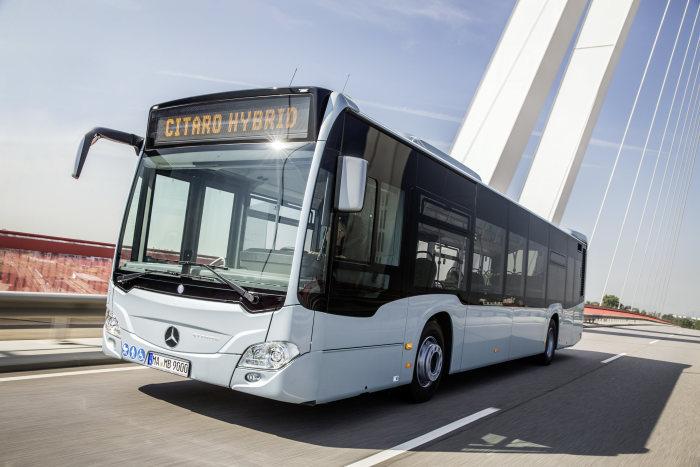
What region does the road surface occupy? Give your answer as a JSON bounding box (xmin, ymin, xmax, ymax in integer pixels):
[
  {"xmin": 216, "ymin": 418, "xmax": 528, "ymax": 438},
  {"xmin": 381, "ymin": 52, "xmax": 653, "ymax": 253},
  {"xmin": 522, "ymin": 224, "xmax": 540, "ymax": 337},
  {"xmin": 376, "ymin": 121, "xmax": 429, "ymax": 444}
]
[{"xmin": 1, "ymin": 324, "xmax": 698, "ymax": 466}]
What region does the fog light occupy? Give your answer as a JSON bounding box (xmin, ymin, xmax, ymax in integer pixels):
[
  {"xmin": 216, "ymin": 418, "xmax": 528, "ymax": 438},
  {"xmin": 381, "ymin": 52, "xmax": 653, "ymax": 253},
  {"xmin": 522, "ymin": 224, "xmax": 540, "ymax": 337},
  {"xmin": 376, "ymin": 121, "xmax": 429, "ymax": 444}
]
[{"xmin": 245, "ymin": 372, "xmax": 262, "ymax": 383}]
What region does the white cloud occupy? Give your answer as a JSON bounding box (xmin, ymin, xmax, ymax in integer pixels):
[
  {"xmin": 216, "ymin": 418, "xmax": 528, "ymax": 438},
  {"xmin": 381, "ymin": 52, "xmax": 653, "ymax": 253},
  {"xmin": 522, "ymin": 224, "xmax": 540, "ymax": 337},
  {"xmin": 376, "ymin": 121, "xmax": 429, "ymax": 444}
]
[
  {"xmin": 354, "ymin": 98, "xmax": 463, "ymax": 123},
  {"xmin": 530, "ymin": 130, "xmax": 659, "ymax": 154},
  {"xmin": 315, "ymin": 0, "xmax": 475, "ymax": 27},
  {"xmin": 157, "ymin": 70, "xmax": 263, "ymax": 89}
]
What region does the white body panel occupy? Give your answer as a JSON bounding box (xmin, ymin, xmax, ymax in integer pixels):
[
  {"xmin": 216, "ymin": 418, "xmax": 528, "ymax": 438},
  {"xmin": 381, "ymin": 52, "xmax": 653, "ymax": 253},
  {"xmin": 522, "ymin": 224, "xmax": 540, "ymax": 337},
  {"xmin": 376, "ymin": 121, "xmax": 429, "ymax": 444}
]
[
  {"xmin": 106, "ymin": 281, "xmax": 582, "ymax": 404},
  {"xmin": 112, "ymin": 287, "xmax": 271, "ymax": 355}
]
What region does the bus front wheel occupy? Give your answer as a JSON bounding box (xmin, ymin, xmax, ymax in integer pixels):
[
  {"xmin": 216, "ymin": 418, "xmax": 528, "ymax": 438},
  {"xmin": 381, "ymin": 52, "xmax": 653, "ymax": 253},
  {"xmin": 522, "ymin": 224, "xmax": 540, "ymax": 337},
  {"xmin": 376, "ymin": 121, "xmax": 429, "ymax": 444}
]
[{"xmin": 408, "ymin": 320, "xmax": 446, "ymax": 403}]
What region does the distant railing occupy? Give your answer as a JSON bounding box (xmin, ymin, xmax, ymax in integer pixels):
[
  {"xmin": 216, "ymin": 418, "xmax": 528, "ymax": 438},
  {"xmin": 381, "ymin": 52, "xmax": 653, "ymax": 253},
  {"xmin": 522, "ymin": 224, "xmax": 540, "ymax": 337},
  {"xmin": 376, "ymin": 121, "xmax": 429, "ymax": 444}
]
[
  {"xmin": 583, "ymin": 305, "xmax": 669, "ymax": 325},
  {"xmin": 0, "ymin": 291, "xmax": 106, "ymax": 340}
]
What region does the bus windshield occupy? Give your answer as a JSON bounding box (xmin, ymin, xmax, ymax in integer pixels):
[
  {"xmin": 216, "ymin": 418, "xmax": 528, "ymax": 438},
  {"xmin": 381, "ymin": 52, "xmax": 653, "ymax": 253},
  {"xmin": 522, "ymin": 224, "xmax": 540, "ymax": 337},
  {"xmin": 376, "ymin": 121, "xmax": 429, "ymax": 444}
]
[{"xmin": 115, "ymin": 142, "xmax": 316, "ymax": 295}]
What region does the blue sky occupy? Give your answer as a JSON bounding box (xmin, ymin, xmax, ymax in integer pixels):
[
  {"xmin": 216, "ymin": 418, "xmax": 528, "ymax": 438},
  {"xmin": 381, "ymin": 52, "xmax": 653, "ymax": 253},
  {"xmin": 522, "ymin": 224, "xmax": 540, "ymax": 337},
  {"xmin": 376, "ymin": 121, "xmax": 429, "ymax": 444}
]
[{"xmin": 0, "ymin": 0, "xmax": 698, "ymax": 317}]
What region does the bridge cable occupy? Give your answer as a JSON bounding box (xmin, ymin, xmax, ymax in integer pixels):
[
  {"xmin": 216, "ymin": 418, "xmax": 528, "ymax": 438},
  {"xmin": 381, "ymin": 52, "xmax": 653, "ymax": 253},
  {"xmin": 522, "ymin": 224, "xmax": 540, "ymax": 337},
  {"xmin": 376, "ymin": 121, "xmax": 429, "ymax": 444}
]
[
  {"xmin": 599, "ymin": 0, "xmax": 691, "ymax": 303},
  {"xmin": 628, "ymin": 27, "xmax": 700, "ymax": 308},
  {"xmin": 642, "ymin": 67, "xmax": 700, "ymax": 310},
  {"xmin": 650, "ymin": 81, "xmax": 700, "ymax": 312},
  {"xmin": 589, "ymin": 0, "xmax": 672, "ymax": 246},
  {"xmin": 657, "ymin": 104, "xmax": 700, "ymax": 314},
  {"xmin": 619, "ymin": 1, "xmax": 700, "ymax": 304},
  {"xmin": 631, "ymin": 38, "xmax": 700, "ymax": 309}
]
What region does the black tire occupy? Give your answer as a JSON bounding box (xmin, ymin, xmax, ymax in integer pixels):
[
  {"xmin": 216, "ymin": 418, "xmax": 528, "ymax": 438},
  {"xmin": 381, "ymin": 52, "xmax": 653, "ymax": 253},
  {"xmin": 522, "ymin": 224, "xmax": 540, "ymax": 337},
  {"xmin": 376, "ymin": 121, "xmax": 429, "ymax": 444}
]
[
  {"xmin": 408, "ymin": 321, "xmax": 446, "ymax": 403},
  {"xmin": 540, "ymin": 319, "xmax": 558, "ymax": 365}
]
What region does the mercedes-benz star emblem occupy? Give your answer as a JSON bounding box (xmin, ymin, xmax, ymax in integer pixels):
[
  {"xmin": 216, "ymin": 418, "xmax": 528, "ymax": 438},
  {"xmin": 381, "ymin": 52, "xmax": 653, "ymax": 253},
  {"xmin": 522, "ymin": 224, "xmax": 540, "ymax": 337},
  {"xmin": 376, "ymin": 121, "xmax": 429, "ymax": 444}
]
[
  {"xmin": 164, "ymin": 326, "xmax": 179, "ymax": 348},
  {"xmin": 177, "ymin": 284, "xmax": 185, "ymax": 294}
]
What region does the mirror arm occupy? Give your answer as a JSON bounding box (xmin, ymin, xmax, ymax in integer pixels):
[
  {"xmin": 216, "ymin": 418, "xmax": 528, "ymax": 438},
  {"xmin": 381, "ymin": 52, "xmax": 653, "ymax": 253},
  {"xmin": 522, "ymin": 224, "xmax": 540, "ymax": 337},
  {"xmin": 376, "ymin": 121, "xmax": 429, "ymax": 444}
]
[{"xmin": 72, "ymin": 127, "xmax": 144, "ymax": 179}]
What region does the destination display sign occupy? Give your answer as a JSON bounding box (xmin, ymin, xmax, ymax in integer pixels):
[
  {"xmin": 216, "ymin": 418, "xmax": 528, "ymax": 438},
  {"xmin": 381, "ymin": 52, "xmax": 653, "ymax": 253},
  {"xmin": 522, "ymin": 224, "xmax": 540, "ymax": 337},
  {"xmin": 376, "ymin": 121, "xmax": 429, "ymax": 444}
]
[{"xmin": 152, "ymin": 94, "xmax": 312, "ymax": 145}]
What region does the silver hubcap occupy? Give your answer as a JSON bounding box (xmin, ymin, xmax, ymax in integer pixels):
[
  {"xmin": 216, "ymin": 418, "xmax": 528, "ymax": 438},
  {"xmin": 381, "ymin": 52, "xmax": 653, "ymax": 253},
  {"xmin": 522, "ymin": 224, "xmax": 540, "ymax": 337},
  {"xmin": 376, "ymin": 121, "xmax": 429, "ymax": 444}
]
[
  {"xmin": 416, "ymin": 336, "xmax": 443, "ymax": 388},
  {"xmin": 546, "ymin": 328, "xmax": 555, "ymax": 358}
]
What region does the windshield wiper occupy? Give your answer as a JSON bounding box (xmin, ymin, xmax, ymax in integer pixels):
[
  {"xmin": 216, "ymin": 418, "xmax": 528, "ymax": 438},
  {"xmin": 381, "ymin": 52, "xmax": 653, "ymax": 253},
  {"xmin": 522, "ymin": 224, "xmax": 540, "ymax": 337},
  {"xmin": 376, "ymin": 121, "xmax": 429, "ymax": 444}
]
[
  {"xmin": 179, "ymin": 261, "xmax": 260, "ymax": 304},
  {"xmin": 115, "ymin": 268, "xmax": 181, "ymax": 284}
]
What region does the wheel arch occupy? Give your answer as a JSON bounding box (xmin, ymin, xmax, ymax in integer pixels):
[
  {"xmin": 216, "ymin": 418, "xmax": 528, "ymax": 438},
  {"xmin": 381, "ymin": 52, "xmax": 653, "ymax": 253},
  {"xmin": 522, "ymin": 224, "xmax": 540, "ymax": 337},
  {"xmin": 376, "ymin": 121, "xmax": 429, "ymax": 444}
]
[
  {"xmin": 428, "ymin": 311, "xmax": 453, "ymax": 374},
  {"xmin": 550, "ymin": 312, "xmax": 560, "ymax": 345}
]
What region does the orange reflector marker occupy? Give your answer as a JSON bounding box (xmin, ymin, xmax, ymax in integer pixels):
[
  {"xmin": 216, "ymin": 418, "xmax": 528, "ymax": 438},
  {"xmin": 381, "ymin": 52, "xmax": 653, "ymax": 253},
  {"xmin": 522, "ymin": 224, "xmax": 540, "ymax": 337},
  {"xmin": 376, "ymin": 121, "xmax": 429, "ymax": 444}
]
[
  {"xmin": 405, "ymin": 342, "xmax": 413, "ymax": 350},
  {"xmin": 405, "ymin": 362, "xmax": 411, "ymax": 368}
]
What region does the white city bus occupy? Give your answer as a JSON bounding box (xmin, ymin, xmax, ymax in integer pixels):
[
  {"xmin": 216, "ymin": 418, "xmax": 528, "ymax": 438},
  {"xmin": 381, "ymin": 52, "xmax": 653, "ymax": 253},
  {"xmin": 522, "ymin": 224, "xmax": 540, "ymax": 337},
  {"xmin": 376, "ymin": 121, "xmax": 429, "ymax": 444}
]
[{"xmin": 74, "ymin": 87, "xmax": 587, "ymax": 404}]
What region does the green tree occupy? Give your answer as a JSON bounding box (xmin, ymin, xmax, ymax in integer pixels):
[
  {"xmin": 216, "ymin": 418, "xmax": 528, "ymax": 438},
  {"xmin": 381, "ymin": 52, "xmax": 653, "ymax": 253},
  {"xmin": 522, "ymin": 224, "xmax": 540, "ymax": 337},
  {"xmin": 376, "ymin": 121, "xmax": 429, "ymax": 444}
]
[{"xmin": 602, "ymin": 294, "xmax": 620, "ymax": 308}]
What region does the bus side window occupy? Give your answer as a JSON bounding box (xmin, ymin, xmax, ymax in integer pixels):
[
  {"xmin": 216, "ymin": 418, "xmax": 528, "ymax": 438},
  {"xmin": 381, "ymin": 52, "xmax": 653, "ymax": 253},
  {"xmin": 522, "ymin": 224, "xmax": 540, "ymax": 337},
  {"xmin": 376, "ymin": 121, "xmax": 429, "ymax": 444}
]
[
  {"xmin": 470, "ymin": 186, "xmax": 507, "ymax": 306},
  {"xmin": 546, "ymin": 228, "xmax": 567, "ymax": 306},
  {"xmin": 412, "ymin": 195, "xmax": 470, "ymax": 295},
  {"xmin": 565, "ymin": 238, "xmax": 578, "ymax": 308},
  {"xmin": 526, "ymin": 216, "xmax": 548, "ymax": 308},
  {"xmin": 505, "ymin": 205, "xmax": 528, "ymax": 306}
]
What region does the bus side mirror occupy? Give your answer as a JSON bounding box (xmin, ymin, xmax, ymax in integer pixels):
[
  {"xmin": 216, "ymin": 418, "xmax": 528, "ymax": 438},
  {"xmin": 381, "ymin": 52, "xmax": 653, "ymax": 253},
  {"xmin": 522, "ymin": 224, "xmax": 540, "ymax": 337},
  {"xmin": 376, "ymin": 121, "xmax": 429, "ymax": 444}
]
[
  {"xmin": 73, "ymin": 127, "xmax": 144, "ymax": 179},
  {"xmin": 335, "ymin": 156, "xmax": 368, "ymax": 212}
]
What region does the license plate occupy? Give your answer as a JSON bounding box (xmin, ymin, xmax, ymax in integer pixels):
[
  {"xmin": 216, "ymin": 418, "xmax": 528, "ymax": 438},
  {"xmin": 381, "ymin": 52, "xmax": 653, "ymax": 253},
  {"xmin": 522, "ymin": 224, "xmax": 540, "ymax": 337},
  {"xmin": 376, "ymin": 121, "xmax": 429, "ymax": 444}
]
[{"xmin": 146, "ymin": 352, "xmax": 190, "ymax": 377}]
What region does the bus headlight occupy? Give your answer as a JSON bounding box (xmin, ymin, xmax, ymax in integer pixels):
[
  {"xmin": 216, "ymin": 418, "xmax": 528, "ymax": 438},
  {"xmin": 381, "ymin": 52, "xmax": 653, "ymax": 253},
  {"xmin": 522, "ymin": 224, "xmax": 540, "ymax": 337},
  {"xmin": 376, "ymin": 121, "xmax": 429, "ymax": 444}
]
[
  {"xmin": 240, "ymin": 342, "xmax": 299, "ymax": 370},
  {"xmin": 104, "ymin": 309, "xmax": 120, "ymax": 338}
]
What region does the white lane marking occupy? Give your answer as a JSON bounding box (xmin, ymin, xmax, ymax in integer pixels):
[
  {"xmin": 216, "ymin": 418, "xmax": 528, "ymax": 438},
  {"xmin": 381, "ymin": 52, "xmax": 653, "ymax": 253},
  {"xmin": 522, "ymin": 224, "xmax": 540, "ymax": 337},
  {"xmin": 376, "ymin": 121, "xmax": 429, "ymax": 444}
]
[
  {"xmin": 649, "ymin": 340, "xmax": 659, "ymax": 344},
  {"xmin": 0, "ymin": 365, "xmax": 148, "ymax": 383},
  {"xmin": 601, "ymin": 353, "xmax": 626, "ymax": 364},
  {"xmin": 346, "ymin": 407, "xmax": 499, "ymax": 467}
]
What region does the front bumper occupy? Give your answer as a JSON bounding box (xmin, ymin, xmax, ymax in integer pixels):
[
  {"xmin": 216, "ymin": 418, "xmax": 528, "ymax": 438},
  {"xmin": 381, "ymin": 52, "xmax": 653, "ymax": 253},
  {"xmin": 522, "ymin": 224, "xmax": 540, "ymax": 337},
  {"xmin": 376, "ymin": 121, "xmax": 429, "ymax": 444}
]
[{"xmin": 102, "ymin": 328, "xmax": 319, "ymax": 404}]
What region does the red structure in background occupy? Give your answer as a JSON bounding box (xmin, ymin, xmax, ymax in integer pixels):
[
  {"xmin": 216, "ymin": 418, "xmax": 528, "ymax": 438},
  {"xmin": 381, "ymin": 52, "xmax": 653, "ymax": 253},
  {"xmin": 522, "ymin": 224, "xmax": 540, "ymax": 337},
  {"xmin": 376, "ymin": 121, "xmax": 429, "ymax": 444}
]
[
  {"xmin": 0, "ymin": 230, "xmax": 113, "ymax": 294},
  {"xmin": 0, "ymin": 230, "xmax": 676, "ymax": 325},
  {"xmin": 584, "ymin": 304, "xmax": 669, "ymax": 324}
]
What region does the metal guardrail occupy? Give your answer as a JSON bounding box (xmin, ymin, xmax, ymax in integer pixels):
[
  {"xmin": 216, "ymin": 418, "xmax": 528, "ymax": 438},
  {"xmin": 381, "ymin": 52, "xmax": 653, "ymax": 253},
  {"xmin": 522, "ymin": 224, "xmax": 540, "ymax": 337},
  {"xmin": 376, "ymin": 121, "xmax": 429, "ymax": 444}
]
[
  {"xmin": 584, "ymin": 314, "xmax": 663, "ymax": 327},
  {"xmin": 0, "ymin": 291, "xmax": 107, "ymax": 315},
  {"xmin": 0, "ymin": 291, "xmax": 106, "ymax": 340}
]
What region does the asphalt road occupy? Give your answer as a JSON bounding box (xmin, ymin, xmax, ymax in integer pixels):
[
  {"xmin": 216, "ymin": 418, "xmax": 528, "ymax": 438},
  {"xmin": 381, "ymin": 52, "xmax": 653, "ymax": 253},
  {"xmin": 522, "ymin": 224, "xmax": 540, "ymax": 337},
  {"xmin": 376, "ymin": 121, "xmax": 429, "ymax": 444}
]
[{"xmin": 1, "ymin": 324, "xmax": 698, "ymax": 466}]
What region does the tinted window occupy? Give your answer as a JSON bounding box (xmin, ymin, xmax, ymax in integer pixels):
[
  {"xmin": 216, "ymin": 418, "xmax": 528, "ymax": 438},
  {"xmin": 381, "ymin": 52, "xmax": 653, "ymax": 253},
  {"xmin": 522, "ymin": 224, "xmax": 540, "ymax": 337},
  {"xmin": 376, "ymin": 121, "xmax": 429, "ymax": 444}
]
[
  {"xmin": 327, "ymin": 113, "xmax": 413, "ymax": 315},
  {"xmin": 335, "ymin": 178, "xmax": 376, "ymax": 263},
  {"xmin": 526, "ymin": 216, "xmax": 548, "ymax": 308},
  {"xmin": 565, "ymin": 238, "xmax": 578, "ymax": 308},
  {"xmin": 412, "ymin": 193, "xmax": 470, "ymax": 296},
  {"xmin": 375, "ymin": 182, "xmax": 405, "ymax": 266},
  {"xmin": 546, "ymin": 228, "xmax": 568, "ymax": 306},
  {"xmin": 417, "ymin": 156, "xmax": 476, "ymax": 211},
  {"xmin": 505, "ymin": 205, "xmax": 528, "ymax": 306},
  {"xmin": 547, "ymin": 250, "xmax": 566, "ymax": 305},
  {"xmin": 298, "ymin": 147, "xmax": 338, "ymax": 310},
  {"xmin": 471, "ymin": 187, "xmax": 507, "ymax": 305},
  {"xmin": 579, "ymin": 246, "xmax": 586, "ymax": 299}
]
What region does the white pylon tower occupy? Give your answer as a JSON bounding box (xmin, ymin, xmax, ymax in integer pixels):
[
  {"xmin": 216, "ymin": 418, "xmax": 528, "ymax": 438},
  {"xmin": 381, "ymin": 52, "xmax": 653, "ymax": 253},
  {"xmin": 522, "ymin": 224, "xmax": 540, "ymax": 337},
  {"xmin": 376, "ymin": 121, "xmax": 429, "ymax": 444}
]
[
  {"xmin": 451, "ymin": 0, "xmax": 639, "ymax": 227},
  {"xmin": 450, "ymin": 0, "xmax": 588, "ymax": 193}
]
